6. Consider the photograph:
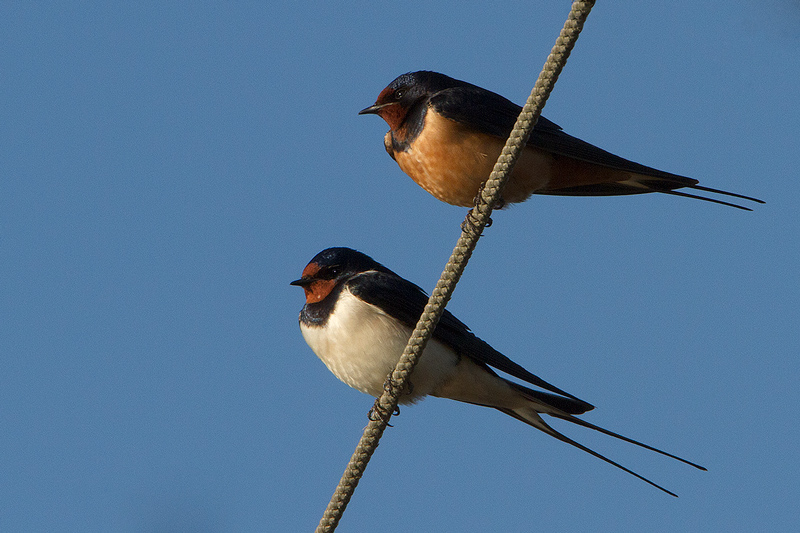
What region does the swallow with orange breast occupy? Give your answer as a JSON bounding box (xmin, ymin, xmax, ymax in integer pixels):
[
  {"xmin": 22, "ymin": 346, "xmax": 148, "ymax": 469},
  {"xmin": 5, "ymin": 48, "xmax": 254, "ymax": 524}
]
[
  {"xmin": 292, "ymin": 247, "xmax": 706, "ymax": 496},
  {"xmin": 360, "ymin": 71, "xmax": 763, "ymax": 210}
]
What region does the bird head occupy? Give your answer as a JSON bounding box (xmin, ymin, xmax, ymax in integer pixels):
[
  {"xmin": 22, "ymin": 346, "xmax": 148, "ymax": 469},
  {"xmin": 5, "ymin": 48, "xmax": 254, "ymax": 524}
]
[
  {"xmin": 291, "ymin": 247, "xmax": 387, "ymax": 304},
  {"xmin": 359, "ymin": 71, "xmax": 453, "ymax": 131}
]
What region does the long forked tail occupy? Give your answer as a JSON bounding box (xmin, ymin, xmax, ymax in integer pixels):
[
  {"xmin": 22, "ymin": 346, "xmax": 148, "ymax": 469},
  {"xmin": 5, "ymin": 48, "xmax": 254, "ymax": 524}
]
[
  {"xmin": 498, "ymin": 407, "xmax": 705, "ymax": 498},
  {"xmin": 547, "ymin": 411, "xmax": 706, "ymax": 470},
  {"xmin": 658, "ymin": 183, "xmax": 765, "ymax": 211}
]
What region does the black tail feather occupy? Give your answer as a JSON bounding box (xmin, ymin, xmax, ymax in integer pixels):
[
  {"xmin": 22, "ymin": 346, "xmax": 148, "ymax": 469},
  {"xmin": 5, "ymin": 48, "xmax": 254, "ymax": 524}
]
[
  {"xmin": 545, "ymin": 424, "xmax": 680, "ymax": 498},
  {"xmin": 654, "ymin": 182, "xmax": 763, "ymax": 210},
  {"xmin": 499, "ymin": 408, "xmax": 681, "ymax": 497},
  {"xmin": 687, "ymin": 184, "xmax": 765, "ymax": 204},
  {"xmin": 659, "ymin": 189, "xmax": 753, "ymax": 210},
  {"xmin": 549, "ymin": 412, "xmax": 706, "ymax": 471}
]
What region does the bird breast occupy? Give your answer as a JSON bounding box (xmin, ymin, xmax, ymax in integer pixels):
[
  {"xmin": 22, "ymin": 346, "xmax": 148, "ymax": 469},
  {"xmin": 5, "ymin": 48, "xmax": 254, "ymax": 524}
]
[
  {"xmin": 299, "ymin": 288, "xmax": 459, "ymax": 403},
  {"xmin": 392, "ymin": 109, "xmax": 554, "ymax": 206}
]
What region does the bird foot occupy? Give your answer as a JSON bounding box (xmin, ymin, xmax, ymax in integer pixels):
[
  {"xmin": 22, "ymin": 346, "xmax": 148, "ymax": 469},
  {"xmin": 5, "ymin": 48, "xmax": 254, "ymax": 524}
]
[
  {"xmin": 463, "ymin": 184, "xmax": 504, "ymax": 234},
  {"xmin": 462, "ymin": 209, "xmax": 491, "ymax": 235},
  {"xmin": 367, "ymin": 401, "xmax": 400, "ymax": 425},
  {"xmin": 472, "ymin": 182, "xmax": 506, "ymax": 211},
  {"xmin": 366, "ymin": 375, "xmax": 407, "ymax": 424},
  {"xmin": 382, "ymin": 374, "xmax": 414, "ymax": 397}
]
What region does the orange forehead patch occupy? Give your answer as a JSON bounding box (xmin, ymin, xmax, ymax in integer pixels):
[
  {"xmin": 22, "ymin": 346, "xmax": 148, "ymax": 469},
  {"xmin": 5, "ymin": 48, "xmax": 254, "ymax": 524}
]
[
  {"xmin": 372, "ymin": 88, "xmax": 407, "ymax": 131},
  {"xmin": 376, "ymin": 86, "xmax": 394, "ymax": 103},
  {"xmin": 298, "ymin": 261, "xmax": 336, "ymax": 304},
  {"xmin": 301, "ymin": 261, "xmax": 321, "ymax": 278}
]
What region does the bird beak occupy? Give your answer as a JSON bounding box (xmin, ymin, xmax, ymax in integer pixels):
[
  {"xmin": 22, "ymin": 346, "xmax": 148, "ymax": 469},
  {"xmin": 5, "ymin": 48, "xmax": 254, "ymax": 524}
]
[
  {"xmin": 290, "ymin": 277, "xmax": 312, "ymax": 287},
  {"xmin": 359, "ymin": 102, "xmax": 391, "ymax": 115}
]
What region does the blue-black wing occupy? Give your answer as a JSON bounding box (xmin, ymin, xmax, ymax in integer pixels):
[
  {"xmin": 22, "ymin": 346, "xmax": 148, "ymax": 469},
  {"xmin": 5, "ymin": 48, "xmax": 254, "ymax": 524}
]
[
  {"xmin": 347, "ymin": 271, "xmax": 594, "ymax": 413},
  {"xmin": 429, "ymin": 85, "xmax": 697, "ymax": 187}
]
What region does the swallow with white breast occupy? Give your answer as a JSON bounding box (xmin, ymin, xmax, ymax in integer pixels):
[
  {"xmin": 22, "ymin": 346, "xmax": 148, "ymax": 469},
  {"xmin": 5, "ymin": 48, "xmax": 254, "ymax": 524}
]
[
  {"xmin": 360, "ymin": 71, "xmax": 763, "ymax": 210},
  {"xmin": 291, "ymin": 247, "xmax": 706, "ymax": 497}
]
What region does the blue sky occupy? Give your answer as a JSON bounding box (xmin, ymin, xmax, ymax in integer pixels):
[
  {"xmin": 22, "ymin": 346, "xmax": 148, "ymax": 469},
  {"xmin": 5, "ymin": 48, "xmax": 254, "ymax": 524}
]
[{"xmin": 2, "ymin": 2, "xmax": 798, "ymax": 531}]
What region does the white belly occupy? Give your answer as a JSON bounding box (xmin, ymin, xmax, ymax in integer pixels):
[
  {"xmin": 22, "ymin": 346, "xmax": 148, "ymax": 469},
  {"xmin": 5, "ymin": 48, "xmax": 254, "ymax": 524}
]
[{"xmin": 299, "ymin": 288, "xmax": 459, "ymax": 403}]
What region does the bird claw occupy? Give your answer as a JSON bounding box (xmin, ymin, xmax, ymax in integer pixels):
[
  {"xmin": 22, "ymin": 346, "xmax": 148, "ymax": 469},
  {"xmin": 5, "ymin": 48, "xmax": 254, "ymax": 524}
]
[
  {"xmin": 462, "ymin": 209, "xmax": 490, "ymax": 235},
  {"xmin": 366, "ymin": 375, "xmax": 407, "ymax": 425},
  {"xmin": 367, "ymin": 400, "xmax": 400, "ymax": 426},
  {"xmin": 382, "ymin": 374, "xmax": 414, "ymax": 396},
  {"xmin": 462, "ymin": 183, "xmax": 504, "ymax": 234},
  {"xmin": 473, "ymin": 182, "xmax": 506, "ymax": 211}
]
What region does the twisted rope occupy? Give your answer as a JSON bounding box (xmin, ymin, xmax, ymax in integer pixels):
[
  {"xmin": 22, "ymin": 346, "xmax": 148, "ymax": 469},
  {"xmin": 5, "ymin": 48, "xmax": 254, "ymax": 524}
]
[{"xmin": 316, "ymin": 2, "xmax": 596, "ymax": 530}]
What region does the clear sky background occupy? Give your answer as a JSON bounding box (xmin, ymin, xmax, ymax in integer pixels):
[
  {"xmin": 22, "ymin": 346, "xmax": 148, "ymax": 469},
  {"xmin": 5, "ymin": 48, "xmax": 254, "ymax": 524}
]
[{"xmin": 2, "ymin": 2, "xmax": 798, "ymax": 532}]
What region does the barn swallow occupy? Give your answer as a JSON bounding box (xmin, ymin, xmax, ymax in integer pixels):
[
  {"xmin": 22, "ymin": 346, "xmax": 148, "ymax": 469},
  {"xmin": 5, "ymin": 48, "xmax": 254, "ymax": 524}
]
[
  {"xmin": 360, "ymin": 71, "xmax": 763, "ymax": 210},
  {"xmin": 292, "ymin": 247, "xmax": 706, "ymax": 497}
]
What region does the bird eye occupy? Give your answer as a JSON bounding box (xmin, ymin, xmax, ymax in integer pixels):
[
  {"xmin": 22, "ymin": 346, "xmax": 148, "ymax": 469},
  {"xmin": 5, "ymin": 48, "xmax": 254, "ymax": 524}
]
[{"xmin": 394, "ymin": 89, "xmax": 405, "ymax": 100}]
